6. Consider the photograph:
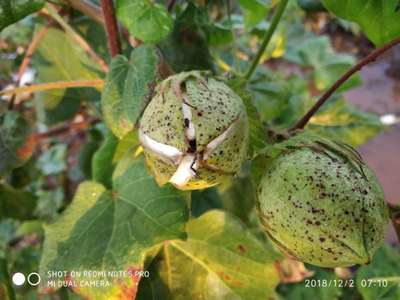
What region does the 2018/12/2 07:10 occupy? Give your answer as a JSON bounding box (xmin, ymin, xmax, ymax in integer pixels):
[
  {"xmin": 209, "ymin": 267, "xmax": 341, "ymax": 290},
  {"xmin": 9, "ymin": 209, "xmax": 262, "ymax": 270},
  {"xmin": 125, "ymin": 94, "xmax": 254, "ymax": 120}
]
[{"xmin": 305, "ymin": 279, "xmax": 389, "ymax": 288}]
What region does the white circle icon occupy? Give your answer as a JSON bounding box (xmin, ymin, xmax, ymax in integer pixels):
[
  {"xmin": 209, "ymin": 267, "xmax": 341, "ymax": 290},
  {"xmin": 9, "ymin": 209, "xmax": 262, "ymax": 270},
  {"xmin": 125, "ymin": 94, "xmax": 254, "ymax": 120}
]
[
  {"xmin": 12, "ymin": 272, "xmax": 25, "ymax": 286},
  {"xmin": 27, "ymin": 272, "xmax": 41, "ymax": 286}
]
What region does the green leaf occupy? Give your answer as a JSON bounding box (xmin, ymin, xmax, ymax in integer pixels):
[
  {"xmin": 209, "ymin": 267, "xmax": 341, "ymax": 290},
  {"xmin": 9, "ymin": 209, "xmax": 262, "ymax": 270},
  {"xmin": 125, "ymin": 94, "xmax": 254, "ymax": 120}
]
[
  {"xmin": 114, "ymin": 130, "xmax": 140, "ymax": 161},
  {"xmin": 92, "ymin": 130, "xmax": 119, "ymax": 188},
  {"xmin": 249, "ymin": 72, "xmax": 292, "ymax": 123},
  {"xmin": 158, "ymin": 210, "xmax": 281, "ymax": 300},
  {"xmin": 159, "ymin": 3, "xmax": 215, "ymax": 72},
  {"xmin": 208, "ymin": 23, "xmax": 234, "ymax": 47},
  {"xmin": 101, "ymin": 55, "xmax": 133, "ymax": 138},
  {"xmin": 136, "ymin": 256, "xmax": 170, "ymax": 300},
  {"xmin": 238, "ymin": 0, "xmax": 269, "ymax": 30},
  {"xmin": 219, "ymin": 177, "xmax": 256, "ymax": 226},
  {"xmin": 250, "ymin": 154, "xmax": 274, "ymax": 187},
  {"xmin": 39, "ymin": 156, "xmax": 188, "ymax": 299},
  {"xmin": 285, "ymin": 35, "xmax": 361, "ymax": 92},
  {"xmin": 0, "ymin": 184, "xmax": 37, "ymax": 220},
  {"xmin": 34, "ymin": 27, "xmax": 102, "ymax": 124},
  {"xmin": 356, "ymin": 245, "xmax": 400, "ymax": 300},
  {"xmin": 92, "ymin": 130, "xmax": 139, "ymax": 189},
  {"xmin": 245, "ymin": 66, "xmax": 314, "ymax": 130},
  {"xmin": 9, "ymin": 158, "xmax": 38, "ymax": 189},
  {"xmin": 191, "ymin": 188, "xmax": 223, "ymax": 218},
  {"xmin": 0, "ymin": 0, "xmax": 44, "ymax": 32},
  {"xmin": 16, "ymin": 220, "xmax": 43, "ymax": 237},
  {"xmin": 321, "ymin": 0, "xmax": 400, "ymax": 46},
  {"xmin": 307, "ymin": 97, "xmax": 383, "ymax": 146},
  {"xmin": 123, "ymin": 45, "xmax": 159, "ymax": 124},
  {"xmin": 78, "ymin": 129, "xmax": 103, "ymax": 179},
  {"xmin": 34, "ymin": 27, "xmax": 102, "ymax": 91},
  {"xmin": 92, "ymin": 128, "xmax": 140, "ymax": 188},
  {"xmin": 116, "ymin": 0, "xmax": 173, "ymax": 43},
  {"xmin": 297, "ymin": 0, "xmax": 326, "ymax": 12},
  {"xmin": 102, "ymin": 46, "xmax": 158, "ymax": 138},
  {"xmin": 242, "ymin": 91, "xmax": 271, "ymax": 156},
  {"xmin": 42, "ymin": 88, "xmax": 100, "ymax": 126},
  {"xmin": 0, "ymin": 111, "xmax": 32, "ymax": 176},
  {"xmin": 165, "ymin": 2, "xmax": 233, "ymax": 48}
]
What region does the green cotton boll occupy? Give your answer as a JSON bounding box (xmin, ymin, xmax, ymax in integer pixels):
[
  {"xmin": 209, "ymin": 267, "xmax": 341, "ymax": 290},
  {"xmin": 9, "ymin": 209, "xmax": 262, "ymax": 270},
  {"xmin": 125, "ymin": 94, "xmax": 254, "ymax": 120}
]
[
  {"xmin": 256, "ymin": 135, "xmax": 389, "ymax": 268},
  {"xmin": 139, "ymin": 71, "xmax": 249, "ymax": 191}
]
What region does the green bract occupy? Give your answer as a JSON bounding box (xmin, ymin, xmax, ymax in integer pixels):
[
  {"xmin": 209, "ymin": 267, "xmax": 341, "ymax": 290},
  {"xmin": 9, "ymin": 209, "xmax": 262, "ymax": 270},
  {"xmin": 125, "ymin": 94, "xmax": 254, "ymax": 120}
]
[
  {"xmin": 257, "ymin": 134, "xmax": 389, "ymax": 268},
  {"xmin": 139, "ymin": 71, "xmax": 249, "ymax": 190}
]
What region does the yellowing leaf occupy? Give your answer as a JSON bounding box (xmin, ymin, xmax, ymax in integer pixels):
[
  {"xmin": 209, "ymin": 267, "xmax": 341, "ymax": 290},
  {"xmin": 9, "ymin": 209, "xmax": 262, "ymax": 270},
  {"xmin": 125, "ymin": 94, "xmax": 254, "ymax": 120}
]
[
  {"xmin": 39, "ymin": 157, "xmax": 188, "ymax": 299},
  {"xmin": 158, "ymin": 210, "xmax": 281, "ymax": 300},
  {"xmin": 308, "ymin": 98, "xmax": 383, "ymax": 146}
]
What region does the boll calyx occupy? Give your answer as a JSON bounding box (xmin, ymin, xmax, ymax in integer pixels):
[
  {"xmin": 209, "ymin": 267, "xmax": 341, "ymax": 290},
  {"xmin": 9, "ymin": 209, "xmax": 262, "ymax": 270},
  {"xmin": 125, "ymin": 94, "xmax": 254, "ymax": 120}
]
[
  {"xmin": 139, "ymin": 71, "xmax": 249, "ymax": 190},
  {"xmin": 257, "ymin": 134, "xmax": 389, "ymax": 268}
]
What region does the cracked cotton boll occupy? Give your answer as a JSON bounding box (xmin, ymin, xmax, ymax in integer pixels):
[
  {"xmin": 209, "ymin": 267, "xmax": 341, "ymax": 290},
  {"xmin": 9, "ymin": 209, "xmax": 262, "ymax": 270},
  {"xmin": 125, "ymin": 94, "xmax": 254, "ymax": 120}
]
[{"xmin": 139, "ymin": 71, "xmax": 249, "ymax": 190}]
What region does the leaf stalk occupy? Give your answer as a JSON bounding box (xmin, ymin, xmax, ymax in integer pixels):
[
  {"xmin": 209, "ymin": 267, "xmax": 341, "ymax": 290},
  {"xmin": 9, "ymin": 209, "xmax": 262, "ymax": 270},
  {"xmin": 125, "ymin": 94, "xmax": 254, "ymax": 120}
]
[
  {"xmin": 100, "ymin": 0, "xmax": 122, "ymax": 57},
  {"xmin": 0, "ymin": 80, "xmax": 104, "ymax": 97},
  {"xmin": 289, "ymin": 36, "xmax": 400, "ymax": 132}
]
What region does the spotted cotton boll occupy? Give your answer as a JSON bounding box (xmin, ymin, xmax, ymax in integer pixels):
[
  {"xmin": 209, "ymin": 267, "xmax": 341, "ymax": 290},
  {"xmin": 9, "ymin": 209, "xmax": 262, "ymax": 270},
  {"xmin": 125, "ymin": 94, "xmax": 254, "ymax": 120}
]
[
  {"xmin": 139, "ymin": 71, "xmax": 249, "ymax": 190},
  {"xmin": 256, "ymin": 135, "xmax": 389, "ymax": 268}
]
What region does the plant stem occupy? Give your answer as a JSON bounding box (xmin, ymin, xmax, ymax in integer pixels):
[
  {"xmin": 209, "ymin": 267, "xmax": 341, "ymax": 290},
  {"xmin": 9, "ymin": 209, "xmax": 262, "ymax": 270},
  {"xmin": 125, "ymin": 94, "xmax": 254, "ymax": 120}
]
[
  {"xmin": 244, "ymin": 0, "xmax": 289, "ymax": 80},
  {"xmin": 226, "ymin": 0, "xmax": 232, "ymax": 29},
  {"xmin": 100, "ymin": 0, "xmax": 122, "ymax": 58},
  {"xmin": 289, "ymin": 36, "xmax": 400, "ymax": 132},
  {"xmin": 16, "ymin": 27, "xmax": 50, "ymax": 82},
  {"xmin": 0, "ymin": 80, "xmax": 104, "ymax": 97},
  {"xmin": 66, "ymin": 0, "xmax": 132, "ymax": 41},
  {"xmin": 388, "ymin": 203, "xmax": 400, "ymax": 243},
  {"xmin": 167, "ymin": 0, "xmax": 177, "ymax": 12},
  {"xmin": 35, "ymin": 117, "xmax": 99, "ymax": 139}
]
